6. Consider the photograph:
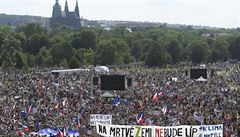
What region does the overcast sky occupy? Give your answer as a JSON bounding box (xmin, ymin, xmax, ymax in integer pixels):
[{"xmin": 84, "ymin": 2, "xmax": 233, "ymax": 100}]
[{"xmin": 1, "ymin": 0, "xmax": 240, "ymax": 28}]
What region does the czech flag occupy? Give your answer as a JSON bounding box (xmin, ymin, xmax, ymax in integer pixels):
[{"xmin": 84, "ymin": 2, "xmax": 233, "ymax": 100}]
[
  {"xmin": 137, "ymin": 114, "xmax": 144, "ymax": 125},
  {"xmin": 57, "ymin": 129, "xmax": 63, "ymax": 137},
  {"xmin": 79, "ymin": 108, "xmax": 85, "ymax": 119},
  {"xmin": 152, "ymin": 93, "xmax": 159, "ymax": 102},
  {"xmin": 76, "ymin": 118, "xmax": 81, "ymax": 129},
  {"xmin": 152, "ymin": 92, "xmax": 164, "ymax": 102},
  {"xmin": 22, "ymin": 125, "xmax": 29, "ymax": 133},
  {"xmin": 28, "ymin": 105, "xmax": 32, "ymax": 114}
]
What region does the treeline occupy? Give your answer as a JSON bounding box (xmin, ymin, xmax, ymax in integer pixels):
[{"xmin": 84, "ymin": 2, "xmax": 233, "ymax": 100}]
[{"xmin": 0, "ymin": 23, "xmax": 240, "ymax": 69}]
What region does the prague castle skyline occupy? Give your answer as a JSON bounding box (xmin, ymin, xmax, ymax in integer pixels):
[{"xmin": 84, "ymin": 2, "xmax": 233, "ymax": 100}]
[
  {"xmin": 1, "ymin": 0, "xmax": 240, "ymax": 28},
  {"xmin": 50, "ymin": 0, "xmax": 81, "ymax": 28}
]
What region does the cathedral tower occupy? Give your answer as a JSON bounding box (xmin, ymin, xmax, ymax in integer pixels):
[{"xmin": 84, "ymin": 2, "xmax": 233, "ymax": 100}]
[
  {"xmin": 64, "ymin": 0, "xmax": 69, "ymax": 13},
  {"xmin": 52, "ymin": 0, "xmax": 62, "ymax": 18},
  {"xmin": 50, "ymin": 0, "xmax": 81, "ymax": 28},
  {"xmin": 75, "ymin": 0, "xmax": 80, "ymax": 18}
]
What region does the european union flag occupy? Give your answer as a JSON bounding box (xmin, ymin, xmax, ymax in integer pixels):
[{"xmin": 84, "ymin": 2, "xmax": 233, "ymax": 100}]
[{"xmin": 112, "ymin": 97, "xmax": 120, "ymax": 106}]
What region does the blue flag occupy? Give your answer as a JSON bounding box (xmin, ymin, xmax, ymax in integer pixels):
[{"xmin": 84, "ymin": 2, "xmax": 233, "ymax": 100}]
[{"xmin": 112, "ymin": 97, "xmax": 120, "ymax": 106}]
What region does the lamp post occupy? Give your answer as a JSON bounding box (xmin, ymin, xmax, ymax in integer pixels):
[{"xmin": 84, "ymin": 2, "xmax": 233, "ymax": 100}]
[{"xmin": 89, "ymin": 65, "xmax": 94, "ymax": 96}]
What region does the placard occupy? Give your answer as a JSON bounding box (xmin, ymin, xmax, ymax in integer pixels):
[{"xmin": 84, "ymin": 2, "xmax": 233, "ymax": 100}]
[
  {"xmin": 90, "ymin": 114, "xmax": 112, "ymax": 126},
  {"xmin": 96, "ymin": 123, "xmax": 223, "ymax": 137}
]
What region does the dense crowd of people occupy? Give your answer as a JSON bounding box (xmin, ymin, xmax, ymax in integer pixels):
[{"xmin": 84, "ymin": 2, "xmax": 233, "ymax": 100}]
[{"xmin": 0, "ymin": 63, "xmax": 239, "ymax": 136}]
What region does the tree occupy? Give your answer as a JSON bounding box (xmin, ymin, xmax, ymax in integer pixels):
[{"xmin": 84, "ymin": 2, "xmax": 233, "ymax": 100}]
[
  {"xmin": 51, "ymin": 41, "xmax": 73, "ymax": 65},
  {"xmin": 96, "ymin": 40, "xmax": 116, "ymax": 65},
  {"xmin": 38, "ymin": 47, "xmax": 52, "ymax": 67},
  {"xmin": 0, "ymin": 36, "xmax": 21, "ymax": 68},
  {"xmin": 74, "ymin": 49, "xmax": 95, "ymax": 65},
  {"xmin": 187, "ymin": 40, "xmax": 210, "ymax": 63},
  {"xmin": 210, "ymin": 38, "xmax": 229, "ymax": 62},
  {"xmin": 26, "ymin": 34, "xmax": 49, "ymax": 54},
  {"xmin": 126, "ymin": 36, "xmax": 143, "ymax": 62},
  {"xmin": 111, "ymin": 38, "xmax": 133, "ymax": 65},
  {"xmin": 71, "ymin": 29, "xmax": 96, "ymax": 50},
  {"xmin": 15, "ymin": 52, "xmax": 26, "ymax": 69},
  {"xmin": 145, "ymin": 44, "xmax": 171, "ymax": 67},
  {"xmin": 16, "ymin": 23, "xmax": 44, "ymax": 37},
  {"xmin": 80, "ymin": 29, "xmax": 96, "ymax": 50},
  {"xmin": 166, "ymin": 39, "xmax": 183, "ymax": 64},
  {"xmin": 69, "ymin": 56, "xmax": 79, "ymax": 69},
  {"xmin": 229, "ymin": 36, "xmax": 240, "ymax": 60},
  {"xmin": 0, "ymin": 32, "xmax": 5, "ymax": 48}
]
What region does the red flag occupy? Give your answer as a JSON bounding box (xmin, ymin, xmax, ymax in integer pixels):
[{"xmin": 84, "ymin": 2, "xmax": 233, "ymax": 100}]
[
  {"xmin": 57, "ymin": 129, "xmax": 63, "ymax": 137},
  {"xmin": 16, "ymin": 129, "xmax": 25, "ymax": 136}
]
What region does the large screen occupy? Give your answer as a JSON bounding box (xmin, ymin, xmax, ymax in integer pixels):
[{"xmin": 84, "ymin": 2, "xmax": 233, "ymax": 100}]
[
  {"xmin": 100, "ymin": 75, "xmax": 125, "ymax": 90},
  {"xmin": 190, "ymin": 69, "xmax": 207, "ymax": 79}
]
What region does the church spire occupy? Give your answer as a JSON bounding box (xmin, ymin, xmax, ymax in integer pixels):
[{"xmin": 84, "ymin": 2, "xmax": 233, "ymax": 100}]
[
  {"xmin": 75, "ymin": 0, "xmax": 80, "ymax": 18},
  {"xmin": 54, "ymin": 0, "xmax": 61, "ymax": 7},
  {"xmin": 64, "ymin": 0, "xmax": 69, "ymax": 13}
]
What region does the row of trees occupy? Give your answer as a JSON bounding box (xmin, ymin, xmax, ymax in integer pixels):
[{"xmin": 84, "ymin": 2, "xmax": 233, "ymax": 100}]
[{"xmin": 0, "ymin": 23, "xmax": 240, "ymax": 69}]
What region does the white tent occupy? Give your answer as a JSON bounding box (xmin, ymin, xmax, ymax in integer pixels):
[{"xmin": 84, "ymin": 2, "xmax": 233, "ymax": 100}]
[
  {"xmin": 94, "ymin": 66, "xmax": 109, "ymax": 73},
  {"xmin": 101, "ymin": 92, "xmax": 116, "ymax": 98},
  {"xmin": 196, "ymin": 76, "xmax": 207, "ymax": 82}
]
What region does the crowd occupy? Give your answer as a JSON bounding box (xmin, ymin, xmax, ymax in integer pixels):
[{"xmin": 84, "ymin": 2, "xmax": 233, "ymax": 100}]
[{"xmin": 0, "ymin": 63, "xmax": 239, "ymax": 136}]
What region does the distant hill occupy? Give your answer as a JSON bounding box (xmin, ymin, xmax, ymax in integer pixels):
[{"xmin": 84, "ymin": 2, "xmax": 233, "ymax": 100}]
[
  {"xmin": 0, "ymin": 13, "xmax": 99, "ymax": 28},
  {"xmin": 1, "ymin": 13, "xmax": 239, "ymax": 34},
  {"xmin": 0, "ymin": 13, "xmax": 49, "ymax": 28}
]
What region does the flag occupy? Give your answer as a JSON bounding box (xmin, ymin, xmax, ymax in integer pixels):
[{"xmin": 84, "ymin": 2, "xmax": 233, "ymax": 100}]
[
  {"xmin": 112, "ymin": 97, "xmax": 120, "ymax": 106},
  {"xmin": 57, "ymin": 129, "xmax": 63, "ymax": 137},
  {"xmin": 162, "ymin": 105, "xmax": 168, "ymax": 115},
  {"xmin": 16, "ymin": 129, "xmax": 25, "ymax": 136},
  {"xmin": 63, "ymin": 127, "xmax": 67, "ymax": 136},
  {"xmin": 152, "ymin": 93, "xmax": 159, "ymax": 102},
  {"xmin": 158, "ymin": 92, "xmax": 164, "ymax": 97},
  {"xmin": 137, "ymin": 114, "xmax": 144, "ymax": 125},
  {"xmin": 79, "ymin": 108, "xmax": 85, "ymax": 119},
  {"xmin": 28, "ymin": 105, "xmax": 32, "ymax": 114},
  {"xmin": 21, "ymin": 111, "xmax": 27, "ymax": 117},
  {"xmin": 62, "ymin": 99, "xmax": 67, "ymax": 107},
  {"xmin": 76, "ymin": 118, "xmax": 81, "ymax": 129},
  {"xmin": 55, "ymin": 103, "xmax": 59, "ymax": 110},
  {"xmin": 152, "ymin": 92, "xmax": 164, "ymax": 102},
  {"xmin": 193, "ymin": 112, "xmax": 204, "ymax": 124},
  {"xmin": 13, "ymin": 102, "xmax": 17, "ymax": 109},
  {"xmin": 22, "ymin": 125, "xmax": 29, "ymax": 133}
]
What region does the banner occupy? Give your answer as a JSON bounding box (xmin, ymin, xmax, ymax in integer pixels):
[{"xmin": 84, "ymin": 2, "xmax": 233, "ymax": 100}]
[
  {"xmin": 96, "ymin": 123, "xmax": 223, "ymax": 137},
  {"xmin": 90, "ymin": 114, "xmax": 112, "ymax": 126},
  {"xmin": 37, "ymin": 128, "xmax": 79, "ymax": 136}
]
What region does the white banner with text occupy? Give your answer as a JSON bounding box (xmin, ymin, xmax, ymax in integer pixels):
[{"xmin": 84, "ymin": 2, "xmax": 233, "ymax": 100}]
[
  {"xmin": 90, "ymin": 114, "xmax": 112, "ymax": 126},
  {"xmin": 96, "ymin": 122, "xmax": 223, "ymax": 137}
]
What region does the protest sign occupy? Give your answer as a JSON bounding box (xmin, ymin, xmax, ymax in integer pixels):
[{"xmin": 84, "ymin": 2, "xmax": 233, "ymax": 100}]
[
  {"xmin": 90, "ymin": 114, "xmax": 112, "ymax": 126},
  {"xmin": 96, "ymin": 122, "xmax": 223, "ymax": 137}
]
